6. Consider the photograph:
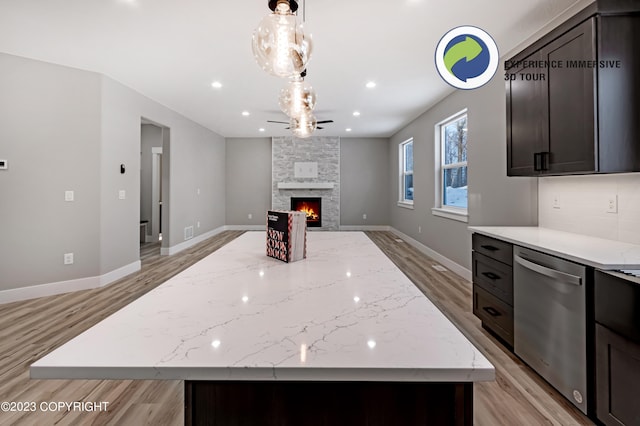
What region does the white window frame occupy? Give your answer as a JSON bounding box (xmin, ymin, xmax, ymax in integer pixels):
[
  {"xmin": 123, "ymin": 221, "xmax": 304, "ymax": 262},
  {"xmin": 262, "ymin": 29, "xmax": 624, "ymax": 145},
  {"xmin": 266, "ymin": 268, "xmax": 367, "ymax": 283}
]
[
  {"xmin": 432, "ymin": 109, "xmax": 468, "ymax": 222},
  {"xmin": 397, "ymin": 138, "xmax": 414, "ymax": 209}
]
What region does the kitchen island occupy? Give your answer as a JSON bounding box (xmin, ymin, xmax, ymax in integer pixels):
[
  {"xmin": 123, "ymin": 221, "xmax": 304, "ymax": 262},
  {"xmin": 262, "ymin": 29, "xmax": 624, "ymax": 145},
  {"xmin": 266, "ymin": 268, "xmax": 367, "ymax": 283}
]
[{"xmin": 31, "ymin": 232, "xmax": 494, "ymax": 425}]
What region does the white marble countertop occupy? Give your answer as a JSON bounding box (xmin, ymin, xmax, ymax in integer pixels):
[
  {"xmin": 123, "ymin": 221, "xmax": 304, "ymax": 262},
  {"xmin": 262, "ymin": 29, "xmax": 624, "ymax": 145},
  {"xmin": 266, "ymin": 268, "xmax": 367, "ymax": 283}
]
[
  {"xmin": 31, "ymin": 232, "xmax": 494, "ymax": 383},
  {"xmin": 469, "ymin": 226, "xmax": 640, "ymax": 270}
]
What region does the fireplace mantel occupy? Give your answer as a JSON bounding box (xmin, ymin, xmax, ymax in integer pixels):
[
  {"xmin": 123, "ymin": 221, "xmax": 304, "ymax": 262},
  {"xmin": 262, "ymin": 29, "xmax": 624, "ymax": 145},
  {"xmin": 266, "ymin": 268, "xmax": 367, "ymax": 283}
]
[{"xmin": 277, "ymin": 182, "xmax": 335, "ymax": 190}]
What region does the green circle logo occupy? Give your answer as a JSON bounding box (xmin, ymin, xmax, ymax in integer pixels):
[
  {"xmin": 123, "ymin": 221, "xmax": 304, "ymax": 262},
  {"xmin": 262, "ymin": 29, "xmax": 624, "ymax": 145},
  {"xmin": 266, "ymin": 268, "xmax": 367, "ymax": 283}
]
[{"xmin": 435, "ymin": 26, "xmax": 499, "ymax": 89}]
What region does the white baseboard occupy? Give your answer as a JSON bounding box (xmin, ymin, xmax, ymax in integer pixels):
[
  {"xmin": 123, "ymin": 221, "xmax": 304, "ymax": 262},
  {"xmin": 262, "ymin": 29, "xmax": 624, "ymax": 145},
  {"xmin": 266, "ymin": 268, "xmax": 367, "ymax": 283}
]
[
  {"xmin": 390, "ymin": 227, "xmax": 472, "ymax": 282},
  {"xmin": 340, "ymin": 225, "xmax": 392, "ymax": 231},
  {"xmin": 224, "ymin": 225, "xmax": 265, "ymax": 231},
  {"xmin": 0, "ymin": 260, "xmax": 141, "ymax": 305},
  {"xmin": 161, "ymin": 226, "xmax": 228, "ymax": 256}
]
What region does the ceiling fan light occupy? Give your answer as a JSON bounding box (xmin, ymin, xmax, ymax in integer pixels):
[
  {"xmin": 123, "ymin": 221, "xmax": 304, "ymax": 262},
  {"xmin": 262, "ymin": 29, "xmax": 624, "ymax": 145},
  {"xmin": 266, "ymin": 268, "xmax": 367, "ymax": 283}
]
[{"xmin": 251, "ymin": 4, "xmax": 313, "ymax": 78}]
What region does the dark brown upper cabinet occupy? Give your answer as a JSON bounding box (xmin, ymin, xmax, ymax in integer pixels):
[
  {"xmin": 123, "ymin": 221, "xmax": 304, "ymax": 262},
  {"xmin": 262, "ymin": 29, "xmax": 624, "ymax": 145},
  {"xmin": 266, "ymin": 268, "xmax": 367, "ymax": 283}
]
[{"xmin": 506, "ymin": 1, "xmax": 640, "ymax": 176}]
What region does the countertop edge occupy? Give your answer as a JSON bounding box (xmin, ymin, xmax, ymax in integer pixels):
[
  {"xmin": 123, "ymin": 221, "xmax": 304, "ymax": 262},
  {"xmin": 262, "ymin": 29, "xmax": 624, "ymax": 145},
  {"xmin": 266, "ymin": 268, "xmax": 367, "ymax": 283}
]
[{"xmin": 30, "ymin": 365, "xmax": 495, "ymax": 383}]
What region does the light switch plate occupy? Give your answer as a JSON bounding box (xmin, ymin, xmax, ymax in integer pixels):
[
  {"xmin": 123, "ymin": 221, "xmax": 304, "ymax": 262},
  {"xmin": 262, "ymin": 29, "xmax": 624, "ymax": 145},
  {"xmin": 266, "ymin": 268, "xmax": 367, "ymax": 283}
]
[{"xmin": 65, "ymin": 190, "xmax": 74, "ymax": 202}]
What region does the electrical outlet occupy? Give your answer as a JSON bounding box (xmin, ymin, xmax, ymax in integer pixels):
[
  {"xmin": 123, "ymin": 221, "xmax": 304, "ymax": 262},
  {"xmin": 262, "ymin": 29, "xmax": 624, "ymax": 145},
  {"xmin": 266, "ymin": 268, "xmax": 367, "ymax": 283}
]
[
  {"xmin": 607, "ymin": 195, "xmax": 618, "ymax": 213},
  {"xmin": 362, "ymin": 213, "xmax": 367, "ymax": 220},
  {"xmin": 64, "ymin": 253, "xmax": 74, "ymax": 265},
  {"xmin": 65, "ymin": 190, "xmax": 74, "ymax": 202},
  {"xmin": 118, "ymin": 190, "xmax": 126, "ymax": 200},
  {"xmin": 418, "ymin": 226, "xmax": 422, "ymax": 233},
  {"xmin": 248, "ymin": 213, "xmax": 253, "ymax": 220},
  {"xmin": 197, "ymin": 221, "xmax": 201, "ymax": 228},
  {"xmin": 197, "ymin": 188, "xmax": 200, "ymax": 195},
  {"xmin": 552, "ymin": 195, "xmax": 560, "ymax": 209}
]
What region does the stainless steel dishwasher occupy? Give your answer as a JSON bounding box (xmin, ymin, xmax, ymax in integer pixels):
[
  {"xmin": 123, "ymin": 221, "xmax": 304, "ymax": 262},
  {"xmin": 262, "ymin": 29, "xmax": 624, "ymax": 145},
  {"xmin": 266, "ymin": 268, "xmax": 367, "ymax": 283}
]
[{"xmin": 513, "ymin": 246, "xmax": 588, "ymax": 414}]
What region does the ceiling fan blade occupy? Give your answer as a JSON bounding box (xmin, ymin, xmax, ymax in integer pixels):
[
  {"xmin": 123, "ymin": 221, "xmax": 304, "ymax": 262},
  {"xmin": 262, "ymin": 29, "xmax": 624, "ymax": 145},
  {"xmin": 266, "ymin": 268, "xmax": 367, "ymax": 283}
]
[
  {"xmin": 316, "ymin": 120, "xmax": 334, "ymax": 124},
  {"xmin": 267, "ymin": 120, "xmax": 289, "ymax": 124}
]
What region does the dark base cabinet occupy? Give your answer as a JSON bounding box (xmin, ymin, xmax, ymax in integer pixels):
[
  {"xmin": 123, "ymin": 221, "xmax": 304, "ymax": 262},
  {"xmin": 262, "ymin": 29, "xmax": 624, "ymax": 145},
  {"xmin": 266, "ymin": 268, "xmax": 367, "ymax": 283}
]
[
  {"xmin": 184, "ymin": 380, "xmax": 473, "ymax": 426},
  {"xmin": 595, "ymin": 324, "xmax": 640, "ymax": 426},
  {"xmin": 471, "ymin": 234, "xmax": 514, "ymax": 348}
]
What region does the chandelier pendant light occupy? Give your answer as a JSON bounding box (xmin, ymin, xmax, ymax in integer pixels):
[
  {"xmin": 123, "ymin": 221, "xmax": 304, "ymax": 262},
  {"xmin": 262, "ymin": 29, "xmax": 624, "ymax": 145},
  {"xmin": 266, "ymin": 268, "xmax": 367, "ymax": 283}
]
[
  {"xmin": 252, "ymin": 0, "xmax": 313, "ymax": 78},
  {"xmin": 278, "ymin": 73, "xmax": 317, "ymax": 119}
]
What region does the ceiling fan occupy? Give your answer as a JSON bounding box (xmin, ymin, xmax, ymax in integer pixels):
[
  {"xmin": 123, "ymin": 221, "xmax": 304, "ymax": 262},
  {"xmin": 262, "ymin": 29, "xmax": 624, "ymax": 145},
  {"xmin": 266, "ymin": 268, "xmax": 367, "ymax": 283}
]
[{"xmin": 266, "ymin": 119, "xmax": 334, "ymax": 130}]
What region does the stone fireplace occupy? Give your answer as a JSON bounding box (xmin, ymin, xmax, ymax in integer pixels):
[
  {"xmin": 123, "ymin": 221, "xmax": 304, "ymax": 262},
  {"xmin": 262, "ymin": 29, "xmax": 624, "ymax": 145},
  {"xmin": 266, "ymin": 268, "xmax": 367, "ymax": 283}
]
[
  {"xmin": 291, "ymin": 197, "xmax": 322, "ymax": 227},
  {"xmin": 272, "ymin": 136, "xmax": 340, "ymax": 231}
]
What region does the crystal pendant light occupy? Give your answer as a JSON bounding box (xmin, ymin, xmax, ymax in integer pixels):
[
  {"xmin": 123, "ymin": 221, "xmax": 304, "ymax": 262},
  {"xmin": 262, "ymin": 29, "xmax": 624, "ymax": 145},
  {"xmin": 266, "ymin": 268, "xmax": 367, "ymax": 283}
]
[
  {"xmin": 290, "ymin": 110, "xmax": 317, "ymax": 139},
  {"xmin": 252, "ymin": 0, "xmax": 313, "ymax": 78},
  {"xmin": 278, "ymin": 74, "xmax": 317, "ymax": 118}
]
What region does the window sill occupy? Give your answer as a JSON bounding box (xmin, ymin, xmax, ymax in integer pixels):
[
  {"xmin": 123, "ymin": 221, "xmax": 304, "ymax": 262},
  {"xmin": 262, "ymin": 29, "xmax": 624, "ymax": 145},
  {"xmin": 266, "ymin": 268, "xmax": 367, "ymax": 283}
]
[
  {"xmin": 397, "ymin": 201, "xmax": 414, "ymax": 210},
  {"xmin": 431, "ymin": 207, "xmax": 468, "ymax": 223}
]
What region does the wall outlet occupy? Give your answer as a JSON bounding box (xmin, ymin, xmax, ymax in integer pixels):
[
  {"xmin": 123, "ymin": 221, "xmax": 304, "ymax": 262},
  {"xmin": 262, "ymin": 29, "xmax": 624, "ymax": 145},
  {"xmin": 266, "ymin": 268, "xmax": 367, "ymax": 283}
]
[
  {"xmin": 552, "ymin": 195, "xmax": 561, "ymax": 209},
  {"xmin": 607, "ymin": 195, "xmax": 618, "ymax": 213},
  {"xmin": 248, "ymin": 213, "xmax": 253, "ymax": 220},
  {"xmin": 362, "ymin": 213, "xmax": 367, "ymax": 220},
  {"xmin": 118, "ymin": 190, "xmax": 126, "ymax": 200},
  {"xmin": 418, "ymin": 225, "xmax": 422, "ymax": 233},
  {"xmin": 65, "ymin": 190, "xmax": 74, "ymax": 202},
  {"xmin": 64, "ymin": 253, "xmax": 74, "ymax": 265},
  {"xmin": 197, "ymin": 221, "xmax": 200, "ymax": 228},
  {"xmin": 197, "ymin": 188, "xmax": 200, "ymax": 195}
]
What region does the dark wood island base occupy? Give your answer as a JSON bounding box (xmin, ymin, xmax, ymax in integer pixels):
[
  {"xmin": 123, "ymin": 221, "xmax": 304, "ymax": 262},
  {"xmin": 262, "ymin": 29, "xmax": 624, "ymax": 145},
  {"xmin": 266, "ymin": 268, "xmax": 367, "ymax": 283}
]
[{"xmin": 185, "ymin": 380, "xmax": 473, "ymax": 425}]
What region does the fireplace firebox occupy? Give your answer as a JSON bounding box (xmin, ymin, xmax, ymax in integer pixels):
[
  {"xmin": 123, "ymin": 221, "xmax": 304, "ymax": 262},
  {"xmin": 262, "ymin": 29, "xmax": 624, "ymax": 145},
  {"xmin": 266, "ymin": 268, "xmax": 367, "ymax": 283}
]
[{"xmin": 291, "ymin": 197, "xmax": 321, "ymax": 228}]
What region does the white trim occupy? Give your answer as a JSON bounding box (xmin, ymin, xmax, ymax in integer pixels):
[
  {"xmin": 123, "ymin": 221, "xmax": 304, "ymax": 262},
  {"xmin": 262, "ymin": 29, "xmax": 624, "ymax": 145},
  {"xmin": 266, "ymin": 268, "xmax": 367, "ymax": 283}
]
[
  {"xmin": 277, "ymin": 182, "xmax": 335, "ymax": 189},
  {"xmin": 224, "ymin": 225, "xmax": 265, "ymax": 231},
  {"xmin": 390, "ymin": 227, "xmax": 472, "ymax": 282},
  {"xmin": 398, "ymin": 138, "xmax": 414, "ymax": 204},
  {"xmin": 339, "ymin": 225, "xmax": 392, "ymax": 231},
  {"xmin": 161, "ymin": 226, "xmax": 227, "ymax": 256},
  {"xmin": 0, "ymin": 261, "xmax": 141, "ymax": 305},
  {"xmin": 100, "ymin": 261, "xmax": 141, "ymax": 286},
  {"xmin": 397, "ymin": 201, "xmax": 414, "ymax": 210},
  {"xmin": 431, "ymin": 207, "xmax": 469, "ymax": 223}
]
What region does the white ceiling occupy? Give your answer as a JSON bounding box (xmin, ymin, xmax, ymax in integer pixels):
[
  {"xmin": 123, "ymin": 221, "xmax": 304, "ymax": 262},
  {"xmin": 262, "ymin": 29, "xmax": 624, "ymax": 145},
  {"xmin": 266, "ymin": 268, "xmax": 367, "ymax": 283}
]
[{"xmin": 0, "ymin": 0, "xmax": 586, "ymax": 138}]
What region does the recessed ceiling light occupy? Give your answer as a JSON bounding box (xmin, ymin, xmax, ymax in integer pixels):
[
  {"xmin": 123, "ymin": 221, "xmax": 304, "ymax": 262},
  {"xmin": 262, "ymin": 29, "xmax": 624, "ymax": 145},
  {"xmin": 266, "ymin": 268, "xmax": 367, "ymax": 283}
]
[
  {"xmin": 346, "ymin": 128, "xmax": 352, "ymax": 132},
  {"xmin": 242, "ymin": 111, "xmax": 250, "ymax": 116},
  {"xmin": 366, "ymin": 81, "xmax": 376, "ymax": 88},
  {"xmin": 353, "ymin": 111, "xmax": 361, "ymax": 117},
  {"xmin": 259, "ymin": 128, "xmax": 265, "ymax": 132},
  {"xmin": 211, "ymin": 81, "xmax": 222, "ymax": 89}
]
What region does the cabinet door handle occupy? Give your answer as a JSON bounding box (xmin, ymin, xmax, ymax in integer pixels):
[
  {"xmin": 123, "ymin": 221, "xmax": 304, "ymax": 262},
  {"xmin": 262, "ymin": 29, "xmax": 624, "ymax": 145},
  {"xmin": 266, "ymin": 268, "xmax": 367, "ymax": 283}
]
[
  {"xmin": 534, "ymin": 152, "xmax": 543, "ymax": 171},
  {"xmin": 483, "ymin": 306, "xmax": 501, "ymax": 317},
  {"xmin": 481, "ymin": 271, "xmax": 501, "ymax": 280},
  {"xmin": 480, "ymin": 244, "xmax": 499, "ymax": 252},
  {"xmin": 541, "ymin": 151, "xmax": 550, "ymax": 171}
]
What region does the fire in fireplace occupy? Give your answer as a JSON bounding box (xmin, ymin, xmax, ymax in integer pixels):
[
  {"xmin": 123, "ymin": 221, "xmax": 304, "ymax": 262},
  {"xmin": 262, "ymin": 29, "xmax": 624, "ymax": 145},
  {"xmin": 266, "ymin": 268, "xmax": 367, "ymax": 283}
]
[{"xmin": 291, "ymin": 197, "xmax": 321, "ymax": 228}]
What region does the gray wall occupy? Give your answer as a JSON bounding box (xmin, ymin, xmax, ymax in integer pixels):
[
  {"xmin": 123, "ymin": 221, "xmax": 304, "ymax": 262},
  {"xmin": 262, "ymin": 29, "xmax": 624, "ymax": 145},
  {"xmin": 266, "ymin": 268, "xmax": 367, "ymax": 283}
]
[
  {"xmin": 340, "ymin": 138, "xmax": 390, "ymax": 226},
  {"xmin": 0, "ymin": 52, "xmax": 226, "ymax": 291},
  {"xmin": 225, "ymin": 137, "xmax": 272, "ymax": 226},
  {"xmin": 0, "ymin": 53, "xmax": 102, "ymax": 290},
  {"xmin": 389, "ymin": 70, "xmax": 537, "ymax": 270}
]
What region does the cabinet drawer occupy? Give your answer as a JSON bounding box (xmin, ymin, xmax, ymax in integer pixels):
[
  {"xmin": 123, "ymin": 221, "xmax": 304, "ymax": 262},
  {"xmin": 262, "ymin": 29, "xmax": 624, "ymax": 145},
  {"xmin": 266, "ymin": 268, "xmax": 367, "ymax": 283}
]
[
  {"xmin": 473, "ymin": 285, "xmax": 514, "ymax": 347},
  {"xmin": 472, "ymin": 252, "xmax": 513, "ymax": 306},
  {"xmin": 472, "ymin": 234, "xmax": 513, "ymax": 266}
]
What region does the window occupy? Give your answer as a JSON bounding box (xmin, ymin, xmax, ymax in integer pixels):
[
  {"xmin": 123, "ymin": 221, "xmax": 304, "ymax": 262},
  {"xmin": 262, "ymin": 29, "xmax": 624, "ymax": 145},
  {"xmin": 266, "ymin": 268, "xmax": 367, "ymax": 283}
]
[
  {"xmin": 433, "ymin": 110, "xmax": 468, "ymax": 221},
  {"xmin": 398, "ymin": 138, "xmax": 414, "ymax": 207}
]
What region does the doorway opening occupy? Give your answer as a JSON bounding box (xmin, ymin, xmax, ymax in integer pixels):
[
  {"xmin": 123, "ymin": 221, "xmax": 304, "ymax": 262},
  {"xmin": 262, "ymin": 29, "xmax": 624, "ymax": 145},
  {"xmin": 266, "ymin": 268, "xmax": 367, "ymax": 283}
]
[{"xmin": 140, "ymin": 119, "xmax": 170, "ymax": 260}]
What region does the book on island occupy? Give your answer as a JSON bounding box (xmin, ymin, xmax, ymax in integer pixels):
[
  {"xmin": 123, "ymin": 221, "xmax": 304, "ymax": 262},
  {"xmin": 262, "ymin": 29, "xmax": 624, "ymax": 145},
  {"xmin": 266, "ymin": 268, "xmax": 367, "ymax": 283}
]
[{"xmin": 266, "ymin": 210, "xmax": 307, "ymax": 263}]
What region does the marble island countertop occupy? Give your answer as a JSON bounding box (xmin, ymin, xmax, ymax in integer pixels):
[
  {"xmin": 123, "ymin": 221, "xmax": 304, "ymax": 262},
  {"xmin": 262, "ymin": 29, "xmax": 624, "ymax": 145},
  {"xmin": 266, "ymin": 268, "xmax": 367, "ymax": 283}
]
[
  {"xmin": 31, "ymin": 232, "xmax": 494, "ymax": 383},
  {"xmin": 469, "ymin": 226, "xmax": 640, "ymax": 270}
]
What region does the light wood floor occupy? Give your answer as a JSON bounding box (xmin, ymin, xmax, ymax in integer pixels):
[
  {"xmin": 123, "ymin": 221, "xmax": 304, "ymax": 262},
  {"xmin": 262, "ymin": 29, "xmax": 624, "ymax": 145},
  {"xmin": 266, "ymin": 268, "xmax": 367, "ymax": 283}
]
[{"xmin": 0, "ymin": 231, "xmax": 593, "ymax": 425}]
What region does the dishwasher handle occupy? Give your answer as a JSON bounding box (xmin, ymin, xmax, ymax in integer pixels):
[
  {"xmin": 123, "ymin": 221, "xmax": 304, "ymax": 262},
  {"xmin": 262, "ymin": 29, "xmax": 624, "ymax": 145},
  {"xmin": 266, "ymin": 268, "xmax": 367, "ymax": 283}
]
[{"xmin": 514, "ymin": 254, "xmax": 582, "ymax": 286}]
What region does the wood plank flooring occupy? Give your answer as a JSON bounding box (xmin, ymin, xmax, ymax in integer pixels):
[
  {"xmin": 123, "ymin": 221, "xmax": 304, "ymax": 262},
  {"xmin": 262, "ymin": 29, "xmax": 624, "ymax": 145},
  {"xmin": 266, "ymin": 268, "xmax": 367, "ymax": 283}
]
[{"xmin": 0, "ymin": 231, "xmax": 593, "ymax": 425}]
